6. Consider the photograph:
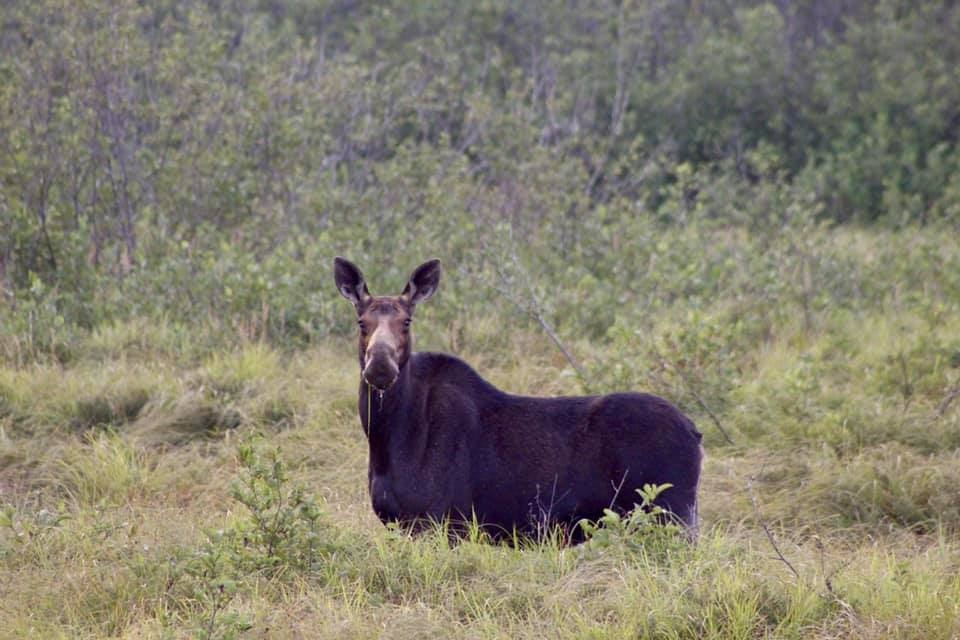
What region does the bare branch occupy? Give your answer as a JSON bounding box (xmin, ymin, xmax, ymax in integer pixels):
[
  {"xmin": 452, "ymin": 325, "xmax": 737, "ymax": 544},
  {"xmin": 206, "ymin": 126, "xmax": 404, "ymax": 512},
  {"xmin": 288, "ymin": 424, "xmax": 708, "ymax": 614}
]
[
  {"xmin": 748, "ymin": 467, "xmax": 859, "ymax": 620},
  {"xmin": 813, "ymin": 536, "xmax": 856, "ymax": 611},
  {"xmin": 746, "ymin": 470, "xmax": 801, "ymax": 582},
  {"xmin": 934, "ymin": 379, "xmax": 960, "ymax": 419},
  {"xmin": 473, "ymin": 236, "xmax": 587, "ymax": 382},
  {"xmin": 686, "ymin": 385, "xmax": 736, "ymax": 446},
  {"xmin": 652, "ymin": 346, "xmax": 736, "ymax": 446}
]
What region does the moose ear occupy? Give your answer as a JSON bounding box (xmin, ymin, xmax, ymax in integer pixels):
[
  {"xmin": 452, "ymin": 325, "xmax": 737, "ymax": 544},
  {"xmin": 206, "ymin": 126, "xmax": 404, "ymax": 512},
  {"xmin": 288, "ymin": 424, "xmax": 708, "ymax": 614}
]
[
  {"xmin": 334, "ymin": 257, "xmax": 371, "ymax": 311},
  {"xmin": 401, "ymin": 259, "xmax": 441, "ymax": 307}
]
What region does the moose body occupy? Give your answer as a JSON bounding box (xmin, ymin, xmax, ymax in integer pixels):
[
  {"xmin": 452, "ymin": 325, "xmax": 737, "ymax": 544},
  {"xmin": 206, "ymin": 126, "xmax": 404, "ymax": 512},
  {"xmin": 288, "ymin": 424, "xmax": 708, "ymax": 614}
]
[{"xmin": 336, "ymin": 258, "xmax": 703, "ymax": 541}]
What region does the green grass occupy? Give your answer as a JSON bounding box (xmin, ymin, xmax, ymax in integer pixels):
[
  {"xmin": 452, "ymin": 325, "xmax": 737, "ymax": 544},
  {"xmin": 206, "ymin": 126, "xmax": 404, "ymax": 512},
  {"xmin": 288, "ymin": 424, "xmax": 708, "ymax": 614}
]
[{"xmin": 2, "ymin": 261, "xmax": 960, "ymax": 638}]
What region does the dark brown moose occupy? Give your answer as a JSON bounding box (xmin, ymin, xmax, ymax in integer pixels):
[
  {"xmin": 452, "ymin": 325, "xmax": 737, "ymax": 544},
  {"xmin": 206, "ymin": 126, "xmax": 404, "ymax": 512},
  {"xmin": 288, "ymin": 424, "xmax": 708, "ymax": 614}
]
[{"xmin": 334, "ymin": 257, "xmax": 703, "ymax": 542}]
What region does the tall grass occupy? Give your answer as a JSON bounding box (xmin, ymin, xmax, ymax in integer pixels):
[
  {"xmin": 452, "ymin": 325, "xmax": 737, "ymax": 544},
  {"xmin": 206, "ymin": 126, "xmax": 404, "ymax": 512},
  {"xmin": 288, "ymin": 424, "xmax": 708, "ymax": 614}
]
[{"xmin": 2, "ymin": 228, "xmax": 959, "ymax": 638}]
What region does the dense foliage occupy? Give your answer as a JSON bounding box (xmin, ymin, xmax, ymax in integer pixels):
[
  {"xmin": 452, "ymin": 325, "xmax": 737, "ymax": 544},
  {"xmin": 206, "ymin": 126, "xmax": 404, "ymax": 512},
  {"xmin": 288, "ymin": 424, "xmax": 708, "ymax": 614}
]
[{"xmin": 2, "ymin": 0, "xmax": 959, "ymax": 355}]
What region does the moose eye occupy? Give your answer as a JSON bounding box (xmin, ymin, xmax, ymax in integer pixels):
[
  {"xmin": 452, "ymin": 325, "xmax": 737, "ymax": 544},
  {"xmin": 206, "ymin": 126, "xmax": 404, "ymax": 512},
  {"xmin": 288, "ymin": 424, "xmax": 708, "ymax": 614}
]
[
  {"xmin": 358, "ymin": 321, "xmax": 368, "ymax": 334},
  {"xmin": 403, "ymin": 319, "xmax": 412, "ymax": 329}
]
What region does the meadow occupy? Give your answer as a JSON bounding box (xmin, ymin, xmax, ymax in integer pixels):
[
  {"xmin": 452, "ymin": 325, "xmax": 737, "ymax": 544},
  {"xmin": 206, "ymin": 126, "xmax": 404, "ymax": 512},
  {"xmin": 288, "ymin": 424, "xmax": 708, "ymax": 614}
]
[
  {"xmin": 3, "ymin": 1, "xmax": 960, "ymax": 637},
  {"xmin": 2, "ymin": 221, "xmax": 959, "ymax": 639}
]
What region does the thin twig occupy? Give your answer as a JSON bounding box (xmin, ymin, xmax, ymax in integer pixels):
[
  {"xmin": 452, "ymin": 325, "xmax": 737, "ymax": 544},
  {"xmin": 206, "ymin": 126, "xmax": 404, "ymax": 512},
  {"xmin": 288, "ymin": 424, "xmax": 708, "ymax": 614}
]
[
  {"xmin": 748, "ymin": 469, "xmax": 859, "ymax": 619},
  {"xmin": 473, "ymin": 239, "xmax": 587, "ymax": 382},
  {"xmin": 527, "ymin": 306, "xmax": 587, "ymax": 380},
  {"xmin": 934, "ymin": 379, "xmax": 960, "ymax": 419},
  {"xmin": 746, "ymin": 471, "xmax": 801, "ymax": 582},
  {"xmin": 608, "ymin": 469, "xmax": 630, "ymax": 510},
  {"xmin": 897, "ymin": 350, "xmax": 913, "ymax": 413},
  {"xmin": 504, "ymin": 249, "xmax": 587, "ymax": 380},
  {"xmin": 653, "ymin": 348, "xmax": 735, "ymax": 446},
  {"xmin": 686, "ymin": 385, "xmax": 736, "ymax": 446},
  {"xmin": 814, "ymin": 536, "xmax": 856, "ymax": 609}
]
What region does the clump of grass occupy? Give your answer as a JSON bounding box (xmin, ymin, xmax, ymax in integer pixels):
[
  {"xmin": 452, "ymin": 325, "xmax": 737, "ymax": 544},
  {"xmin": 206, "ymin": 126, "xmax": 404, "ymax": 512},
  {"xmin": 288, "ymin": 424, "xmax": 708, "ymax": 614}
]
[
  {"xmin": 0, "ymin": 361, "xmax": 173, "ymax": 441},
  {"xmin": 51, "ymin": 431, "xmax": 152, "ymax": 506},
  {"xmin": 80, "ymin": 317, "xmax": 181, "ymax": 362},
  {"xmin": 130, "ymin": 392, "xmax": 242, "ymax": 447},
  {"xmin": 811, "ymin": 445, "xmax": 960, "ymax": 533},
  {"xmin": 192, "ymin": 343, "xmax": 310, "ymax": 432},
  {"xmin": 728, "ymin": 309, "xmax": 960, "ymax": 456},
  {"xmin": 835, "ymin": 534, "xmax": 960, "ymax": 639},
  {"xmin": 705, "ymin": 445, "xmax": 960, "ymax": 536},
  {"xmin": 71, "ymin": 387, "xmax": 151, "ymax": 431},
  {"xmin": 200, "ymin": 343, "xmax": 282, "ymax": 398},
  {"xmin": 79, "ymin": 317, "xmax": 241, "ymax": 366}
]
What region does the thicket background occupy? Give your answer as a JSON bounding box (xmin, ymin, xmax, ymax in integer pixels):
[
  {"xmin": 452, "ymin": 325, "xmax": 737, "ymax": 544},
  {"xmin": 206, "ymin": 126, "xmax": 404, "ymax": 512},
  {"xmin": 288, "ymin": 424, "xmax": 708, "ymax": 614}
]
[
  {"xmin": 2, "ymin": 1, "xmax": 959, "ymax": 638},
  {"xmin": 3, "ymin": 0, "xmax": 959, "ymax": 350}
]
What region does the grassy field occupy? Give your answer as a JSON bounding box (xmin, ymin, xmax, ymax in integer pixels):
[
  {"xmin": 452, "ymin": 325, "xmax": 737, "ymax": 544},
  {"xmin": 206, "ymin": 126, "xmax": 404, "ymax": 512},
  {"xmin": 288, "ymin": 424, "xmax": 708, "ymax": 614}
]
[
  {"xmin": 3, "ymin": 2, "xmax": 960, "ymax": 636},
  {"xmin": 2, "ymin": 229, "xmax": 960, "ymax": 639}
]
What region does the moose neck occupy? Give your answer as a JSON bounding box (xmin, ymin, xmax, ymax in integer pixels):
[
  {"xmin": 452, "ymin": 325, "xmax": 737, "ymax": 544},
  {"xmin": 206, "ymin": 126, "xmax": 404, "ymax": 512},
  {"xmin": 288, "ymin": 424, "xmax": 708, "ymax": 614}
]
[{"xmin": 360, "ymin": 357, "xmax": 418, "ymax": 445}]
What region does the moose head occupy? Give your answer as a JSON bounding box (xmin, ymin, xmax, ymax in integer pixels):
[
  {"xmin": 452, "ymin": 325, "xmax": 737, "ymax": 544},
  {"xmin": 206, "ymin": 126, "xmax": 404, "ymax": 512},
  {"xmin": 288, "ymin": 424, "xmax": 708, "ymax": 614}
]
[{"xmin": 334, "ymin": 257, "xmax": 441, "ymax": 390}]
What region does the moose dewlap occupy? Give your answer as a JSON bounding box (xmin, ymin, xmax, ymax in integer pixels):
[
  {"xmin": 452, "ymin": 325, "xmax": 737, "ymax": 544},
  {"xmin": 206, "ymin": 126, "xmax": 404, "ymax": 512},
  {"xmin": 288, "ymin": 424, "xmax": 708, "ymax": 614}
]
[{"xmin": 334, "ymin": 257, "xmax": 703, "ymax": 542}]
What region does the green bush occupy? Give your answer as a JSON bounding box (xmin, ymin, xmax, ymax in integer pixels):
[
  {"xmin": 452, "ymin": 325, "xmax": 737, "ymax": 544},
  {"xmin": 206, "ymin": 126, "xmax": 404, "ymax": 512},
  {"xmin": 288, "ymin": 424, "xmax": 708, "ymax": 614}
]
[{"xmin": 177, "ymin": 440, "xmax": 345, "ymax": 637}]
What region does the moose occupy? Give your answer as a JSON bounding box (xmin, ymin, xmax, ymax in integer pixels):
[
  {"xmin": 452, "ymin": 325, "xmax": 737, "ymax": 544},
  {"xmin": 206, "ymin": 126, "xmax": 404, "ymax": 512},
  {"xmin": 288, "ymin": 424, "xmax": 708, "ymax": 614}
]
[{"xmin": 334, "ymin": 257, "xmax": 703, "ymax": 542}]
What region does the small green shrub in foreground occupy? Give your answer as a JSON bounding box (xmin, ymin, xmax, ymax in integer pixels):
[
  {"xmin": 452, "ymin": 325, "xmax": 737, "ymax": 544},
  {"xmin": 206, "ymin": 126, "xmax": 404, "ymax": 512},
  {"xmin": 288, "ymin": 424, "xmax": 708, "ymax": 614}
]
[
  {"xmin": 576, "ymin": 483, "xmax": 688, "ymax": 560},
  {"xmin": 179, "ymin": 440, "xmax": 343, "ymax": 638}
]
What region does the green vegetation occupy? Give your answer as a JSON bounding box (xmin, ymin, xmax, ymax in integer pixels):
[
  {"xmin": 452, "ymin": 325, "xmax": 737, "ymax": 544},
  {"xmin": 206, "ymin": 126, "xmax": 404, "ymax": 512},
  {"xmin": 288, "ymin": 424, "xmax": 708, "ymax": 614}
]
[
  {"xmin": 2, "ymin": 314, "xmax": 959, "ymax": 638},
  {"xmin": 3, "ymin": 0, "xmax": 960, "ymax": 349},
  {"xmin": 1, "ymin": 0, "xmax": 959, "ymax": 638}
]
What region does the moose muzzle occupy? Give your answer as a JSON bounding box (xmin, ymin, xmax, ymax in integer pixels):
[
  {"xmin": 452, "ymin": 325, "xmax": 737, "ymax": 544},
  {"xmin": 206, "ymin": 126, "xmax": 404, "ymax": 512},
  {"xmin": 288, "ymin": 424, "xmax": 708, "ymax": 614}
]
[{"xmin": 363, "ymin": 342, "xmax": 399, "ymax": 390}]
